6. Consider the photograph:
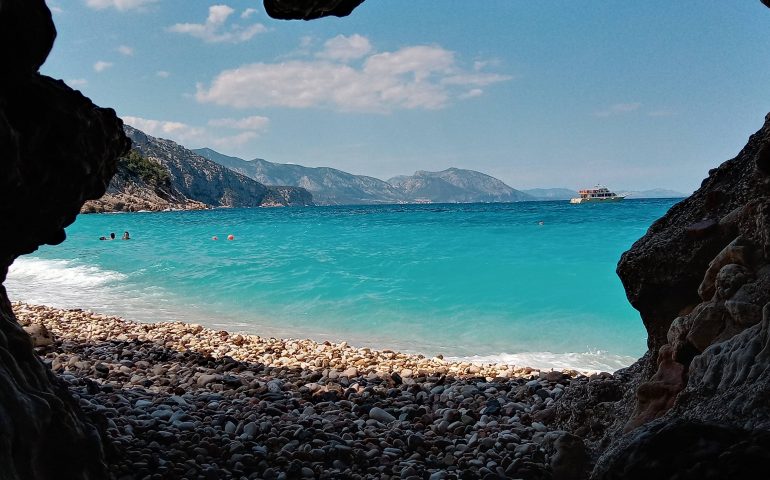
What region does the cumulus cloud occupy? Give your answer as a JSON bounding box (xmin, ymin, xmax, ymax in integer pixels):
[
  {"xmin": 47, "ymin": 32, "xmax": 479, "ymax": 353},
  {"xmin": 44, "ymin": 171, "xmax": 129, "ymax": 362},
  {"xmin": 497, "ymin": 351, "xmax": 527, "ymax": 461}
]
[
  {"xmin": 122, "ymin": 116, "xmax": 206, "ymax": 144},
  {"xmin": 156, "ymin": 70, "xmax": 170, "ymax": 78},
  {"xmin": 208, "ymin": 115, "xmax": 270, "ymax": 131},
  {"xmin": 459, "ymin": 88, "xmax": 483, "ymax": 99},
  {"xmin": 85, "ymin": 0, "xmax": 158, "ymax": 11},
  {"xmin": 168, "ymin": 5, "xmax": 267, "ymax": 43},
  {"xmin": 117, "ymin": 45, "xmax": 134, "ymax": 56},
  {"xmin": 594, "ymin": 102, "xmax": 642, "ymax": 117},
  {"xmin": 123, "ymin": 116, "xmax": 267, "ymax": 151},
  {"xmin": 196, "ymin": 37, "xmax": 511, "ymax": 113},
  {"xmin": 211, "ymin": 131, "xmax": 259, "ymax": 149},
  {"xmin": 317, "ymin": 34, "xmax": 372, "ymax": 62},
  {"xmin": 93, "ymin": 61, "xmax": 113, "ymax": 73},
  {"xmin": 240, "ymin": 8, "xmax": 258, "ymax": 19}
]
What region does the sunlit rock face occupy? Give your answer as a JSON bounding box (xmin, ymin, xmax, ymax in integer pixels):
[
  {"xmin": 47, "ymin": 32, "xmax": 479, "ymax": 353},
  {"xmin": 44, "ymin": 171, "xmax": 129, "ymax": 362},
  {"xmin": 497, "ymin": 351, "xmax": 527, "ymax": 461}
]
[
  {"xmin": 0, "ymin": 0, "xmax": 129, "ymax": 478},
  {"xmin": 263, "ymin": 0, "xmax": 365, "ymax": 20}
]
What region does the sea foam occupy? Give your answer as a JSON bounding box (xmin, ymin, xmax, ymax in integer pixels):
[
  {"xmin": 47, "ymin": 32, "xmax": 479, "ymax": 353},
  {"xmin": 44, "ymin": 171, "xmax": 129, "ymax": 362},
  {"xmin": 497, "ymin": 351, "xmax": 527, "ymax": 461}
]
[{"xmin": 446, "ymin": 350, "xmax": 638, "ymax": 374}]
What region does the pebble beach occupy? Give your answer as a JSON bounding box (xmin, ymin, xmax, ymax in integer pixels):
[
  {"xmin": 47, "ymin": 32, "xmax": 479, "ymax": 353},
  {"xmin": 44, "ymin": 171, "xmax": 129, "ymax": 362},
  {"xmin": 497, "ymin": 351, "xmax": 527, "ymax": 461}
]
[{"xmin": 14, "ymin": 302, "xmax": 602, "ymax": 480}]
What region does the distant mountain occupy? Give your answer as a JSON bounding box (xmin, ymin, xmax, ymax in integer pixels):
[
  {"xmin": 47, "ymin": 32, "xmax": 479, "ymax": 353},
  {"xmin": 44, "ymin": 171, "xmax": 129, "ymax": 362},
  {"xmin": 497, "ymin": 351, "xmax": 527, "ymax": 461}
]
[
  {"xmin": 196, "ymin": 148, "xmax": 531, "ymax": 205},
  {"xmin": 194, "ymin": 148, "xmax": 403, "ymax": 205},
  {"xmin": 388, "ymin": 168, "xmax": 532, "ymax": 203},
  {"xmin": 102, "ymin": 126, "xmax": 313, "ymax": 210},
  {"xmin": 521, "ymin": 188, "xmax": 578, "ymax": 201},
  {"xmin": 620, "ymin": 188, "xmax": 689, "ymax": 199}
]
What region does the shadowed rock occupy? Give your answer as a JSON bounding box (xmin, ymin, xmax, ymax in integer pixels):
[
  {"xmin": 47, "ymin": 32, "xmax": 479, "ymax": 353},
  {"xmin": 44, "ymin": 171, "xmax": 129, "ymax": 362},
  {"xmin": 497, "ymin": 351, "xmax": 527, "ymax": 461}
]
[
  {"xmin": 263, "ymin": 0, "xmax": 365, "ymax": 19},
  {"xmin": 0, "ymin": 1, "xmax": 129, "ymax": 479}
]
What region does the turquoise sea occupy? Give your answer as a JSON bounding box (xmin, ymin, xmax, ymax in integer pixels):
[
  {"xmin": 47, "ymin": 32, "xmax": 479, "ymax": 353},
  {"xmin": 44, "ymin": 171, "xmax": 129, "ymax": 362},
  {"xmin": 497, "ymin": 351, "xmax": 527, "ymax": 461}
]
[{"xmin": 6, "ymin": 199, "xmax": 681, "ymax": 372}]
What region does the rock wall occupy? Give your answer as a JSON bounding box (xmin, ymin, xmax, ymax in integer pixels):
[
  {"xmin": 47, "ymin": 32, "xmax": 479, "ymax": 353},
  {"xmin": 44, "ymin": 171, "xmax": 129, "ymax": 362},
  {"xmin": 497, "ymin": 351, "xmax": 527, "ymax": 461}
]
[
  {"xmin": 263, "ymin": 0, "xmax": 366, "ymax": 20},
  {"xmin": 0, "ymin": 0, "xmax": 130, "ymax": 478},
  {"xmin": 587, "ymin": 114, "xmax": 770, "ymax": 477}
]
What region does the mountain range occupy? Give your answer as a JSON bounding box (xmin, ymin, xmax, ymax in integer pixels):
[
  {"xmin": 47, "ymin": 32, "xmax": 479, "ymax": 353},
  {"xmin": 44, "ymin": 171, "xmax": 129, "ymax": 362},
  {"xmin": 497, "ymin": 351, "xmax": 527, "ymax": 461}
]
[
  {"xmin": 83, "ymin": 125, "xmax": 689, "ymax": 213},
  {"xmin": 194, "ymin": 148, "xmax": 532, "ymax": 205}
]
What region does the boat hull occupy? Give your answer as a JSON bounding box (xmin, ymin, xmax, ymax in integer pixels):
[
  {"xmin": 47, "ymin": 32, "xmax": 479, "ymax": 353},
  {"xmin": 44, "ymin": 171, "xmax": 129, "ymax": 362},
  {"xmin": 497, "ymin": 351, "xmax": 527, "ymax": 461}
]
[{"xmin": 569, "ymin": 196, "xmax": 625, "ymax": 204}]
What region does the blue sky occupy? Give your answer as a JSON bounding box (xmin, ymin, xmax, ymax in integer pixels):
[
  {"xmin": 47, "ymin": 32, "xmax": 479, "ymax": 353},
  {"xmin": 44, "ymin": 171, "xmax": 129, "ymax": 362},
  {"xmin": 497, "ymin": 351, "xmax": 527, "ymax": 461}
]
[{"xmin": 43, "ymin": 1, "xmax": 770, "ymax": 192}]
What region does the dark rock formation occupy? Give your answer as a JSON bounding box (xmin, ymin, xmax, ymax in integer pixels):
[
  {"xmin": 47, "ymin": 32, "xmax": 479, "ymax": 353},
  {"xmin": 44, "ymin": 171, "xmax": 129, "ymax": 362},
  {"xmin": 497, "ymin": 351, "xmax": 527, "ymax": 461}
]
[
  {"xmin": 0, "ymin": 0, "xmax": 129, "ymax": 478},
  {"xmin": 263, "ymin": 0, "xmax": 365, "ymax": 20},
  {"xmin": 593, "ymin": 419, "xmax": 770, "ymax": 480},
  {"xmin": 575, "ymin": 114, "xmax": 770, "ymax": 475}
]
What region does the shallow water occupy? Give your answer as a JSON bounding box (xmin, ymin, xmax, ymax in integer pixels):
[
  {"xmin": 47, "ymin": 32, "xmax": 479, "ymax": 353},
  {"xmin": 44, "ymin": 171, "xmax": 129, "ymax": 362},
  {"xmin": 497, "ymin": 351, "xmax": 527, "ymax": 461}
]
[{"xmin": 6, "ymin": 199, "xmax": 681, "ymax": 371}]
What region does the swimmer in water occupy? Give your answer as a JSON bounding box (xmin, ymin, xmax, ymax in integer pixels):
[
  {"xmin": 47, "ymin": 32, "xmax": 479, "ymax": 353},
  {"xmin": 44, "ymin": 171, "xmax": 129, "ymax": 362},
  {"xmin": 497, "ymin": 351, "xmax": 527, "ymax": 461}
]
[
  {"xmin": 110, "ymin": 232, "xmax": 115, "ymax": 240},
  {"xmin": 122, "ymin": 231, "xmax": 130, "ymax": 240}
]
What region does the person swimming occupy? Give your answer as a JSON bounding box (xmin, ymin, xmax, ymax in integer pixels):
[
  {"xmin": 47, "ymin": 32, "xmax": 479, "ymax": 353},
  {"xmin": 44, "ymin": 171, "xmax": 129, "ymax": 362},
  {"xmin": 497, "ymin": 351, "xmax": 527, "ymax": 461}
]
[
  {"xmin": 110, "ymin": 232, "xmax": 115, "ymax": 240},
  {"xmin": 122, "ymin": 231, "xmax": 130, "ymax": 240}
]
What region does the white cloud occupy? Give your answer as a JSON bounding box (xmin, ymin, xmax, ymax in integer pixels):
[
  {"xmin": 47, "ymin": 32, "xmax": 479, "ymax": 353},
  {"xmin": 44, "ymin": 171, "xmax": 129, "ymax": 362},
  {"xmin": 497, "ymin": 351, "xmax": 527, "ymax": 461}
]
[
  {"xmin": 122, "ymin": 116, "xmax": 264, "ymax": 152},
  {"xmin": 156, "ymin": 70, "xmax": 170, "ymax": 78},
  {"xmin": 117, "ymin": 45, "xmax": 134, "ymax": 56},
  {"xmin": 168, "ymin": 5, "xmax": 267, "ymax": 44},
  {"xmin": 241, "ymin": 8, "xmax": 258, "ymax": 19},
  {"xmin": 196, "ymin": 37, "xmax": 511, "ymax": 113},
  {"xmin": 68, "ymin": 78, "xmax": 88, "ymax": 87},
  {"xmin": 211, "ymin": 131, "xmax": 259, "ymax": 149},
  {"xmin": 208, "ymin": 115, "xmax": 270, "ymax": 131},
  {"xmin": 85, "ymin": 0, "xmax": 158, "ymax": 11},
  {"xmin": 299, "ymin": 36, "xmax": 314, "ymax": 49},
  {"xmin": 648, "ymin": 109, "xmax": 677, "ymax": 117},
  {"xmin": 459, "ymin": 88, "xmax": 483, "ymax": 99},
  {"xmin": 122, "ymin": 116, "xmax": 206, "ymax": 144},
  {"xmin": 93, "ymin": 61, "xmax": 113, "ymax": 73},
  {"xmin": 49, "ymin": 5, "xmax": 64, "ymax": 14},
  {"xmin": 317, "ymin": 34, "xmax": 372, "ymax": 62},
  {"xmin": 594, "ymin": 102, "xmax": 642, "ymax": 117}
]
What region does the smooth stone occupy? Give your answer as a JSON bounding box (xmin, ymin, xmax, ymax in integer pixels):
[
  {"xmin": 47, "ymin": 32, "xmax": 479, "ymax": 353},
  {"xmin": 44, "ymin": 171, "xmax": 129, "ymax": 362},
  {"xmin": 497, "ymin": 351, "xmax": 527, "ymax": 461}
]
[{"xmin": 369, "ymin": 407, "xmax": 396, "ymax": 424}]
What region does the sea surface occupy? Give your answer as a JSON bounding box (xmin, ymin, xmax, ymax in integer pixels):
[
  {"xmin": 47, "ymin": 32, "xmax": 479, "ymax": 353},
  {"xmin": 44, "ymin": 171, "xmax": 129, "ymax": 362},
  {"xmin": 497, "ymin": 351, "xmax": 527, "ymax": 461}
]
[{"xmin": 6, "ymin": 199, "xmax": 682, "ymax": 372}]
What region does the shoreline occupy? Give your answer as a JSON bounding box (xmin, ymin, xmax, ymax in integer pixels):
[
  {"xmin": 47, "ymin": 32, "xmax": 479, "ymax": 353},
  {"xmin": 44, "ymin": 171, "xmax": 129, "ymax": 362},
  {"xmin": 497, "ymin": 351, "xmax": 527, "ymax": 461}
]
[
  {"xmin": 6, "ymin": 255, "xmax": 638, "ymax": 373},
  {"xmin": 13, "ymin": 302, "xmax": 598, "ymax": 380},
  {"xmin": 15, "ymin": 302, "xmax": 603, "ymax": 479}
]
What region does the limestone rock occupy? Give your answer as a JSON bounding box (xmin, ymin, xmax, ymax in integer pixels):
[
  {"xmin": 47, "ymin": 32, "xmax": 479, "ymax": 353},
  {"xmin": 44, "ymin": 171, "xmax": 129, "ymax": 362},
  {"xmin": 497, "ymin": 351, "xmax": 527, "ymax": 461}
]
[{"xmin": 124, "ymin": 125, "xmax": 312, "ymax": 208}]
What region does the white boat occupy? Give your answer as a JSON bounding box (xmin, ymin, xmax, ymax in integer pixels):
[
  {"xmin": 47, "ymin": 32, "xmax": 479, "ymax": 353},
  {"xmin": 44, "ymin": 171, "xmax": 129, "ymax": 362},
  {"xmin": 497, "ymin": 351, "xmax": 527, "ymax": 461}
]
[{"xmin": 570, "ymin": 185, "xmax": 625, "ymax": 204}]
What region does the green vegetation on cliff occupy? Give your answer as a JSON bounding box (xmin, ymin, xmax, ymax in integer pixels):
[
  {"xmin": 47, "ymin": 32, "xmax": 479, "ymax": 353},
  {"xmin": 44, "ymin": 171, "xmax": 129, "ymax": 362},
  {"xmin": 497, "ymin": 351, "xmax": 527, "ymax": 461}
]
[{"xmin": 119, "ymin": 149, "xmax": 170, "ymax": 186}]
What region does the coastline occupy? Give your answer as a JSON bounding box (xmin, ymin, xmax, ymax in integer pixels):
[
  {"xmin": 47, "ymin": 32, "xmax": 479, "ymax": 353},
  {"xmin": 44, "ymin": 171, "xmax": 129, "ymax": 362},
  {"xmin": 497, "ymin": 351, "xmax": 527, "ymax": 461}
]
[{"xmin": 15, "ymin": 302, "xmax": 602, "ymax": 479}]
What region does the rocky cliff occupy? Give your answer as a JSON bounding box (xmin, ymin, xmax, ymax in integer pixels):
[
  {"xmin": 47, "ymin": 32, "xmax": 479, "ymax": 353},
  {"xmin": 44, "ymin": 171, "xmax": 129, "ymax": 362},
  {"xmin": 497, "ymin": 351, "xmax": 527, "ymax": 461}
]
[
  {"xmin": 0, "ymin": 1, "xmax": 130, "ymax": 478},
  {"xmin": 81, "ymin": 150, "xmax": 206, "ymax": 213},
  {"xmin": 126, "ymin": 127, "xmax": 313, "ymax": 208},
  {"xmin": 552, "ymin": 113, "xmax": 770, "ymax": 478}
]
